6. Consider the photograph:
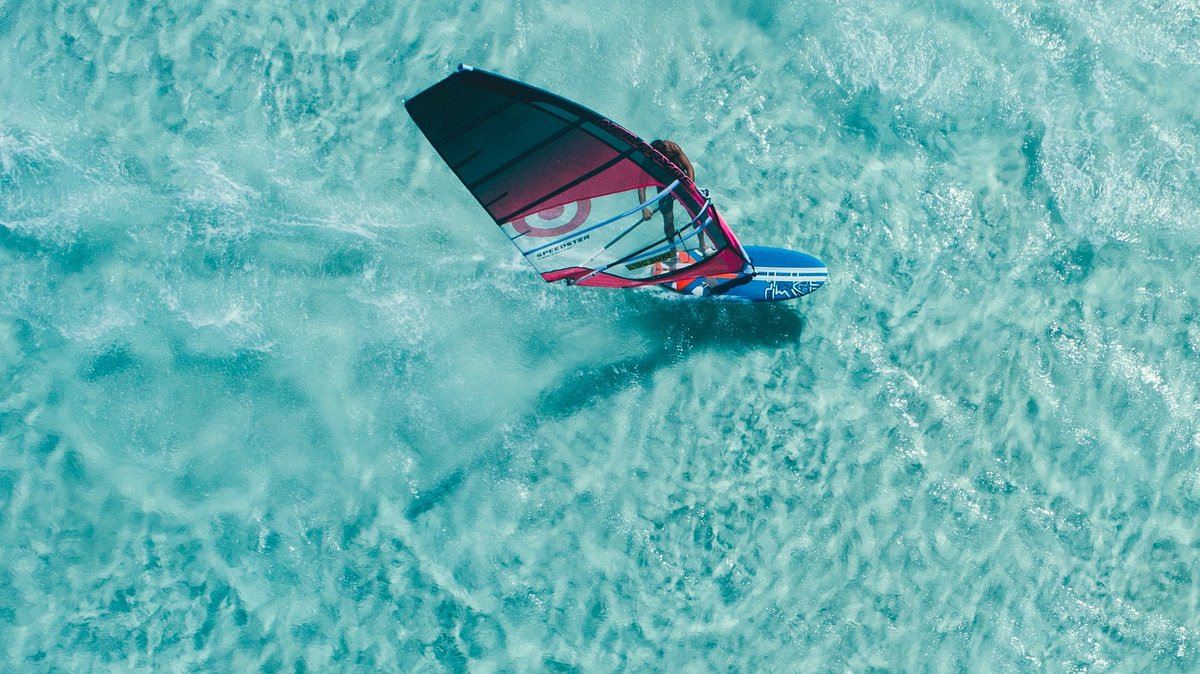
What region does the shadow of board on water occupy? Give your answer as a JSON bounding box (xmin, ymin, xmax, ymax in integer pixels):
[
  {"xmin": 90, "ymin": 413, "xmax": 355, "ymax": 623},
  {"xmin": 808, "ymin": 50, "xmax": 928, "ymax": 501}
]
[{"xmin": 537, "ymin": 296, "xmax": 806, "ymax": 420}]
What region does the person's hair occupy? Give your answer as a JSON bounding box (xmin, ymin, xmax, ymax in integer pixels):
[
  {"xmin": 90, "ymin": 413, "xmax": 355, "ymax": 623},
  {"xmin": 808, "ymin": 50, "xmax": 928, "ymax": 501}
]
[{"xmin": 651, "ymin": 139, "xmax": 683, "ymax": 164}]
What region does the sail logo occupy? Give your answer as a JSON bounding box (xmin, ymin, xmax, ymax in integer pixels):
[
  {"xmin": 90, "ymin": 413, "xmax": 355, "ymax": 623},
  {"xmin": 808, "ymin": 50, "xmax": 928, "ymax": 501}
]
[
  {"xmin": 512, "ymin": 199, "xmax": 592, "ymax": 237},
  {"xmin": 625, "ymin": 251, "xmax": 675, "ymax": 271},
  {"xmin": 764, "ymin": 280, "xmax": 825, "ymax": 301},
  {"xmin": 534, "ymin": 234, "xmax": 590, "ymax": 259}
]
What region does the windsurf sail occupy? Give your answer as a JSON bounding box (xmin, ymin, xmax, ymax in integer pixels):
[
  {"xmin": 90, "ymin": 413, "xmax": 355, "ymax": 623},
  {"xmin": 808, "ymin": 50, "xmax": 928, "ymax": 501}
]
[{"xmin": 405, "ymin": 65, "xmax": 750, "ymax": 288}]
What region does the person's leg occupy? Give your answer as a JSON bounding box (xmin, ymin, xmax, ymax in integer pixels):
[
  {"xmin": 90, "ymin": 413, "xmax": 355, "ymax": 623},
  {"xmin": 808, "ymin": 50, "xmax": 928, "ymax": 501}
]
[{"xmin": 660, "ymin": 196, "xmax": 679, "ymax": 267}]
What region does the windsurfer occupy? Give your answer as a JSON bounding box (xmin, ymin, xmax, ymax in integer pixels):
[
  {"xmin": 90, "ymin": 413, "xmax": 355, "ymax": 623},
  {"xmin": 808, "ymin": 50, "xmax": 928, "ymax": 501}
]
[{"xmin": 638, "ymin": 140, "xmax": 713, "ymax": 258}]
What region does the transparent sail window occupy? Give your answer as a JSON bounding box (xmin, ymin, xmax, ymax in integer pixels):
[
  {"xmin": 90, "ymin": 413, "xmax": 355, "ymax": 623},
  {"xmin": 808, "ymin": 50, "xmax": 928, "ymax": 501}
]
[{"xmin": 502, "ymin": 181, "xmax": 728, "ymax": 282}]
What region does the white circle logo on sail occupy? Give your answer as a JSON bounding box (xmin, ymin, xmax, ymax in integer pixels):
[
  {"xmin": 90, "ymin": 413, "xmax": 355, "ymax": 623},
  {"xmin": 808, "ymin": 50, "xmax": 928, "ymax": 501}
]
[{"xmin": 511, "ymin": 199, "xmax": 592, "ymax": 237}]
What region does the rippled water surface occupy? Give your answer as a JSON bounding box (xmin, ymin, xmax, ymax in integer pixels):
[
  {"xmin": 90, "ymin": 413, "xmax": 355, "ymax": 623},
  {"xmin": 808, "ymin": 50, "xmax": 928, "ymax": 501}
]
[{"xmin": 3, "ymin": 0, "xmax": 1200, "ymax": 670}]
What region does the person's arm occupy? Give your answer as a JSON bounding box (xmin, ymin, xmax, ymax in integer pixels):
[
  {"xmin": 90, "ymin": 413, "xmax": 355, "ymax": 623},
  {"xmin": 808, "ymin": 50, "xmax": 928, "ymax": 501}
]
[
  {"xmin": 661, "ymin": 140, "xmax": 695, "ymax": 181},
  {"xmin": 675, "ymin": 150, "xmax": 695, "ymax": 182},
  {"xmin": 638, "ymin": 187, "xmax": 651, "ymax": 220}
]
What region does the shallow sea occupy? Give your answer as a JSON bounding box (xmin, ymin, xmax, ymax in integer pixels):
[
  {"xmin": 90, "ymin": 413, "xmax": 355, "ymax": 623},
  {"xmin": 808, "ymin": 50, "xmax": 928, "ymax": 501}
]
[{"xmin": 3, "ymin": 0, "xmax": 1200, "ymax": 671}]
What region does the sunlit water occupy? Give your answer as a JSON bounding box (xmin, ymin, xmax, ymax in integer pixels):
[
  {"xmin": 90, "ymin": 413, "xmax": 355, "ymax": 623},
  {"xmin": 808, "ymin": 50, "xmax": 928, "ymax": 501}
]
[{"xmin": 3, "ymin": 0, "xmax": 1199, "ymax": 670}]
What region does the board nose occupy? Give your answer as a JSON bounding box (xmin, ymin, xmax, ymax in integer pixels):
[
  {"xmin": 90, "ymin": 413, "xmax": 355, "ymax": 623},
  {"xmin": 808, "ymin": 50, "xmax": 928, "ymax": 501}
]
[{"xmin": 790, "ymin": 250, "xmax": 826, "ymax": 272}]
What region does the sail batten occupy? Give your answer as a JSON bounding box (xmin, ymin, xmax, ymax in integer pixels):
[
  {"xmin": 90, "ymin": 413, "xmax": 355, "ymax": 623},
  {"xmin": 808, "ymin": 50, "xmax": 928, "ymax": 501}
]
[
  {"xmin": 466, "ymin": 118, "xmax": 588, "ymax": 191},
  {"xmin": 406, "ymin": 67, "xmax": 748, "ymax": 287},
  {"xmin": 430, "ymin": 96, "xmax": 522, "ymax": 147}
]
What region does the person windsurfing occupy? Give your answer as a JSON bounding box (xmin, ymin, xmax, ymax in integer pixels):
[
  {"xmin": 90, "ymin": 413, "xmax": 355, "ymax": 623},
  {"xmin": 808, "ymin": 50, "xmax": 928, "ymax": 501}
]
[{"xmin": 638, "ymin": 140, "xmax": 713, "ymax": 257}]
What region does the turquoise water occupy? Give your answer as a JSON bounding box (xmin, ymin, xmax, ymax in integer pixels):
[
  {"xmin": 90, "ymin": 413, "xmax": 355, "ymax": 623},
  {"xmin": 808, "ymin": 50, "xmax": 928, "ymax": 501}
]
[{"xmin": 3, "ymin": 0, "xmax": 1199, "ymax": 670}]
